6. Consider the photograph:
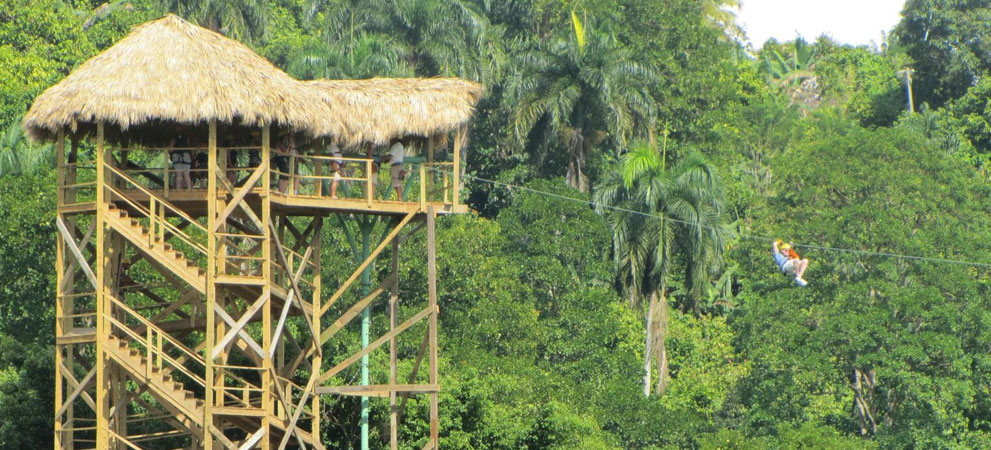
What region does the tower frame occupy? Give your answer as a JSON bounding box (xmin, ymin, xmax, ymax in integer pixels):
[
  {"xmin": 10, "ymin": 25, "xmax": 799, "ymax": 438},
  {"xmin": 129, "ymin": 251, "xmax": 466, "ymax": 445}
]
[{"xmin": 52, "ymin": 120, "xmax": 468, "ymax": 449}]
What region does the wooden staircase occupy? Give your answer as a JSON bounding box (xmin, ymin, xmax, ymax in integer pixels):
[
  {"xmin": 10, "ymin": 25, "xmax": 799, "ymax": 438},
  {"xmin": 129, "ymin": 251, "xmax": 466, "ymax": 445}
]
[
  {"xmin": 105, "ymin": 326, "xmax": 319, "ymax": 448},
  {"xmin": 104, "ymin": 334, "xmax": 204, "ymax": 431},
  {"xmin": 105, "ymin": 203, "xmax": 206, "ymax": 291},
  {"xmin": 101, "ymin": 188, "xmax": 320, "ymax": 448},
  {"xmin": 104, "ymin": 203, "xmax": 297, "ymax": 310}
]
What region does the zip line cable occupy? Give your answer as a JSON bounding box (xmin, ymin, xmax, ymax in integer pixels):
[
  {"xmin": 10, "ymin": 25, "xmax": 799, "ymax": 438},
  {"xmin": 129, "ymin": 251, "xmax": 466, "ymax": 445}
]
[{"xmin": 426, "ymin": 167, "xmax": 991, "ymax": 270}]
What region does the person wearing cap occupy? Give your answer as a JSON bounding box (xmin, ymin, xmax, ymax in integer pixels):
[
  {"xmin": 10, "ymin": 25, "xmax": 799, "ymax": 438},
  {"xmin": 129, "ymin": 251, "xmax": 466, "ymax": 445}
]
[
  {"xmin": 773, "ymin": 239, "xmax": 809, "ymax": 286},
  {"xmin": 386, "ymin": 138, "xmax": 406, "ymax": 200}
]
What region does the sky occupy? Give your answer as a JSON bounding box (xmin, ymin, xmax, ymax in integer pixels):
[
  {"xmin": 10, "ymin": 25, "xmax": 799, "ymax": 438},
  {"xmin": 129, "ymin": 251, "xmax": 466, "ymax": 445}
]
[{"xmin": 737, "ymin": 0, "xmax": 907, "ymax": 47}]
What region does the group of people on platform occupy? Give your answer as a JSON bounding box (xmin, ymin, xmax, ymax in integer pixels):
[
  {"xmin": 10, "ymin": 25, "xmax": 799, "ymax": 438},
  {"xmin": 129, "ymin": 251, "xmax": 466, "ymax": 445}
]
[{"xmin": 167, "ymin": 125, "xmax": 411, "ymax": 200}]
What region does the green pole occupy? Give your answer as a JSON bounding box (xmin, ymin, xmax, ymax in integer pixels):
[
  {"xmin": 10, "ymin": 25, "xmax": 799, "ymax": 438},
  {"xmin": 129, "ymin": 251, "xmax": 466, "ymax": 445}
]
[{"xmin": 359, "ymin": 220, "xmax": 373, "ymax": 450}]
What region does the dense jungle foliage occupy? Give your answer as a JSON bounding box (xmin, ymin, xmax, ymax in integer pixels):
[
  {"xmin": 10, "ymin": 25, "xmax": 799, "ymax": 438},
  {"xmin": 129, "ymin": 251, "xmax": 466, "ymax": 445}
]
[{"xmin": 2, "ymin": 0, "xmax": 991, "ymax": 448}]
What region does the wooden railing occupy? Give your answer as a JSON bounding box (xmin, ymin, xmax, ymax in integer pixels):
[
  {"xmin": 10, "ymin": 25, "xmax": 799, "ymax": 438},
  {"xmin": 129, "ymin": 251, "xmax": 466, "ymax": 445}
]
[
  {"xmin": 59, "ymin": 161, "xmax": 97, "ymax": 206},
  {"xmin": 270, "ymin": 154, "xmax": 457, "ymax": 206},
  {"xmin": 106, "ymin": 292, "xmax": 206, "ymax": 390},
  {"xmin": 106, "ymin": 293, "xmax": 265, "ymax": 410},
  {"xmin": 104, "ymin": 163, "xmax": 209, "ymax": 260}
]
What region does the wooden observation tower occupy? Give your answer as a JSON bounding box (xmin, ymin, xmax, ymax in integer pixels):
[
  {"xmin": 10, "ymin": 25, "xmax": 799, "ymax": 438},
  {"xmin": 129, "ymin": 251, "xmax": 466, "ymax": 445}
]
[{"xmin": 26, "ymin": 15, "xmax": 480, "ymax": 449}]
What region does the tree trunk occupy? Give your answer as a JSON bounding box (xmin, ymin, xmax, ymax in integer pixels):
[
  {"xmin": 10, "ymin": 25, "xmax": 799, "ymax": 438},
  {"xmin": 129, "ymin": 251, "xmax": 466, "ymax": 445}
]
[
  {"xmin": 852, "ymin": 367, "xmax": 878, "ymax": 436},
  {"xmin": 643, "ymin": 290, "xmax": 655, "ymax": 397},
  {"xmin": 564, "ymin": 130, "xmax": 587, "ymax": 192},
  {"xmin": 654, "ymin": 288, "xmax": 670, "ymax": 395}
]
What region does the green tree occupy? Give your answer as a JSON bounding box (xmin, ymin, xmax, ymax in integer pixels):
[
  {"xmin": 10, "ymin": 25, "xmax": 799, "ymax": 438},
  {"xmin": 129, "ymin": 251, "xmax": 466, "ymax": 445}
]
[
  {"xmin": 760, "ymin": 38, "xmax": 820, "ymax": 110},
  {"xmin": 894, "ymin": 0, "xmax": 991, "ymax": 108},
  {"xmin": 594, "ymin": 141, "xmax": 728, "ymax": 395},
  {"xmin": 0, "ymin": 120, "xmax": 54, "ymax": 178},
  {"xmin": 733, "ymin": 117, "xmax": 991, "ymax": 445},
  {"xmin": 304, "ymin": 0, "xmax": 500, "ymax": 82},
  {"xmin": 156, "ymin": 0, "xmax": 269, "ymax": 43},
  {"xmin": 702, "ymin": 0, "xmax": 744, "ymax": 42},
  {"xmin": 507, "ymin": 15, "xmax": 654, "ymax": 191},
  {"xmin": 286, "ymin": 32, "xmax": 412, "ymax": 79}
]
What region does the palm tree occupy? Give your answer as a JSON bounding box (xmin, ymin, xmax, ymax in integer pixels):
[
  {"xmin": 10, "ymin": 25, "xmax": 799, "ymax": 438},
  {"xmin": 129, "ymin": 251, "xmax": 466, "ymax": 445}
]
[
  {"xmin": 594, "ymin": 141, "xmax": 728, "ymax": 395},
  {"xmin": 0, "ymin": 120, "xmax": 54, "ymax": 178},
  {"xmin": 507, "ymin": 14, "xmax": 654, "ymax": 192},
  {"xmin": 304, "ymin": 0, "xmax": 501, "ymax": 82},
  {"xmin": 702, "ymin": 0, "xmax": 744, "ymax": 42},
  {"xmin": 287, "ymin": 32, "xmax": 412, "ymax": 80},
  {"xmin": 761, "ymin": 38, "xmax": 820, "ymax": 109},
  {"xmin": 156, "ymin": 0, "xmax": 268, "ymax": 43}
]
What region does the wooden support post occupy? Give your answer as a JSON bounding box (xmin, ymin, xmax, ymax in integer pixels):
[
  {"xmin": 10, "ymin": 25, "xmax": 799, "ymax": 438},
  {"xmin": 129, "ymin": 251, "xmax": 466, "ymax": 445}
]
[
  {"xmin": 54, "ymin": 128, "xmax": 66, "ymax": 450},
  {"xmin": 261, "ymin": 124, "xmax": 273, "ymax": 450},
  {"xmin": 390, "ymin": 238, "xmax": 399, "ymax": 450},
  {"xmin": 453, "ymin": 128, "xmax": 463, "ymax": 207},
  {"xmin": 427, "ymin": 135, "xmax": 434, "ymax": 202},
  {"xmin": 95, "ymin": 121, "xmax": 109, "ymax": 450},
  {"xmin": 427, "ymin": 206, "xmax": 439, "ymax": 447},
  {"xmin": 311, "ymin": 216, "xmax": 323, "ymax": 441},
  {"xmin": 204, "ymin": 119, "xmax": 217, "ymax": 450}
]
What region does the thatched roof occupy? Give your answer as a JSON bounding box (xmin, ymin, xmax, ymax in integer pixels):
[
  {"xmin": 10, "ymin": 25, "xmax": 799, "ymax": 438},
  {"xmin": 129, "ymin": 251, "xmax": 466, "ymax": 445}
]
[
  {"xmin": 24, "ymin": 15, "xmax": 482, "ymax": 146},
  {"xmin": 23, "ymin": 14, "xmax": 315, "ymax": 141},
  {"xmin": 300, "ymin": 78, "xmax": 482, "ymax": 146}
]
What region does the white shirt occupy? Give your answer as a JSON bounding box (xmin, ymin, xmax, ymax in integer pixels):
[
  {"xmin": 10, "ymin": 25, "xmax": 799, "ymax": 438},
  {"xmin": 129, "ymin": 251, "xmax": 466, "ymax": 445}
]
[
  {"xmin": 329, "ymin": 142, "xmax": 343, "ymax": 165},
  {"xmin": 389, "ymin": 142, "xmax": 405, "ymax": 165}
]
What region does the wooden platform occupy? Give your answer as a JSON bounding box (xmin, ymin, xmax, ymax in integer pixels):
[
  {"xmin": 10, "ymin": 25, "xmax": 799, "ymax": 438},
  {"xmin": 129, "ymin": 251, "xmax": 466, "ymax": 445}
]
[{"xmin": 60, "ymin": 187, "xmax": 467, "ymax": 217}]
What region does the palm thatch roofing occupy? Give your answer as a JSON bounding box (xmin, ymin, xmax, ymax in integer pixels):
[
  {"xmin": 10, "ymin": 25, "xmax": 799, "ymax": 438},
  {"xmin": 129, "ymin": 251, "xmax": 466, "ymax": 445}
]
[
  {"xmin": 24, "ymin": 14, "xmax": 315, "ymax": 141},
  {"xmin": 305, "ymin": 78, "xmax": 482, "ymax": 147},
  {"xmin": 24, "ymin": 14, "xmax": 482, "ymax": 145}
]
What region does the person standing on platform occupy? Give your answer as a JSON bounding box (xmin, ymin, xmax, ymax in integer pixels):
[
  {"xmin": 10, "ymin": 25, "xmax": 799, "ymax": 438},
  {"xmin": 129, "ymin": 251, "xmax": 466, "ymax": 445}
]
[
  {"xmin": 330, "ymin": 142, "xmax": 344, "ymax": 199},
  {"xmin": 170, "ymin": 124, "xmax": 192, "ymax": 191},
  {"xmin": 386, "ymin": 138, "xmax": 406, "ymax": 200}
]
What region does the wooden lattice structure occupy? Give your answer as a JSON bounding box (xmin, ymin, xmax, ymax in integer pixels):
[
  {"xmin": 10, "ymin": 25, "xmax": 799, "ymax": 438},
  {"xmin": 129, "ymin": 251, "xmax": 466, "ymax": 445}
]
[{"xmin": 28, "ymin": 14, "xmax": 479, "ymax": 450}]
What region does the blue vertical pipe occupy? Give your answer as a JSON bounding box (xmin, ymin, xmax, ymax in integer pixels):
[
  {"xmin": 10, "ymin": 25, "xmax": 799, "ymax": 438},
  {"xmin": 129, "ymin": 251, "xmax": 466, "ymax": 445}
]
[{"xmin": 359, "ymin": 222, "xmax": 372, "ymax": 450}]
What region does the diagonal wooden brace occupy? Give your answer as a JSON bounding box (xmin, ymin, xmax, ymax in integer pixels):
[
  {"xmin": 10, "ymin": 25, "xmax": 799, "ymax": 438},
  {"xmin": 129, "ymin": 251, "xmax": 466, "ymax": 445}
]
[
  {"xmin": 57, "ymin": 217, "xmax": 97, "ymax": 290},
  {"xmin": 215, "ymin": 164, "xmax": 266, "ymax": 232},
  {"xmin": 213, "ymin": 303, "xmax": 266, "ymax": 360},
  {"xmin": 318, "ymin": 305, "xmax": 434, "ymax": 384},
  {"xmin": 319, "ymin": 211, "xmax": 416, "ymax": 317},
  {"xmin": 55, "ymin": 366, "xmax": 96, "ymax": 418},
  {"xmin": 212, "ymin": 292, "xmax": 269, "ymax": 359}
]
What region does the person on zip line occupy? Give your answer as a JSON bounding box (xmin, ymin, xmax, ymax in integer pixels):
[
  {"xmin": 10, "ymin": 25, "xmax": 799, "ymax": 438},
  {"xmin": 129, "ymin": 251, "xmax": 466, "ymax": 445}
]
[{"xmin": 773, "ymin": 239, "xmax": 809, "ymax": 287}]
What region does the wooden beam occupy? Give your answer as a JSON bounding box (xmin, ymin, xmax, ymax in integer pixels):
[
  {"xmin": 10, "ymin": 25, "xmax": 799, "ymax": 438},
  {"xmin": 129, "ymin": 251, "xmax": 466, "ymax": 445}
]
[
  {"xmin": 319, "ymin": 211, "xmax": 416, "ymax": 317},
  {"xmin": 276, "ymin": 374, "xmax": 316, "ymax": 450},
  {"xmin": 427, "ymin": 206, "xmax": 439, "ymax": 446},
  {"xmin": 55, "ymin": 367, "xmax": 96, "ymax": 419},
  {"xmin": 59, "ymin": 361, "xmax": 97, "ymax": 411},
  {"xmin": 213, "ymin": 303, "xmax": 265, "ymax": 359},
  {"xmin": 209, "ymin": 424, "xmax": 237, "ymax": 449},
  {"xmin": 270, "ymin": 217, "xmax": 317, "ymax": 353},
  {"xmin": 397, "ymin": 329, "xmax": 430, "ymax": 423},
  {"xmin": 316, "ymin": 384, "xmax": 437, "ymax": 397},
  {"xmin": 318, "ymin": 305, "xmax": 434, "ymax": 384},
  {"xmin": 212, "ymin": 292, "xmax": 269, "ymax": 360},
  {"xmin": 239, "ymin": 427, "xmax": 266, "ymax": 450},
  {"xmin": 56, "ymin": 217, "xmax": 97, "ymax": 289},
  {"xmin": 318, "ymin": 272, "xmax": 397, "ymax": 345},
  {"xmin": 59, "ymin": 220, "xmax": 96, "ymax": 293},
  {"xmin": 215, "ymin": 165, "xmax": 266, "ymax": 232}
]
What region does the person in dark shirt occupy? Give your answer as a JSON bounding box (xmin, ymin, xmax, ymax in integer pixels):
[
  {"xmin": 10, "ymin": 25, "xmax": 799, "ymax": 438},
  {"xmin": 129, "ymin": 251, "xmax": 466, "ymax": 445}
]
[{"xmin": 170, "ymin": 125, "xmax": 192, "ymax": 190}]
